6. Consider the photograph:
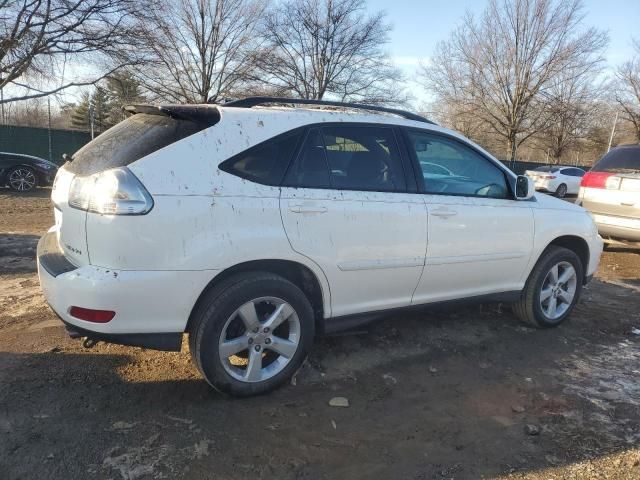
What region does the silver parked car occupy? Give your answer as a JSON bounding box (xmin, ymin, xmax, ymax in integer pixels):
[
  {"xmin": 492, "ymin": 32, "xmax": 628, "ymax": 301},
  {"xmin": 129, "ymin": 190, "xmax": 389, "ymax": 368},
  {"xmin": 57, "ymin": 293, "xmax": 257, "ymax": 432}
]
[{"xmin": 578, "ymin": 144, "xmax": 640, "ymax": 245}]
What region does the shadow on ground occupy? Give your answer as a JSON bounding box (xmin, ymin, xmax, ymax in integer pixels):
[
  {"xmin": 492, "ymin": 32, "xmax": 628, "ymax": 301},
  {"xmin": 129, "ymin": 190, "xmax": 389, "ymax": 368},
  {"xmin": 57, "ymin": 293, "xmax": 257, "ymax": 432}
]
[
  {"xmin": 0, "ymin": 233, "xmax": 39, "ymax": 274},
  {"xmin": 1, "ymin": 278, "xmax": 639, "ymax": 479}
]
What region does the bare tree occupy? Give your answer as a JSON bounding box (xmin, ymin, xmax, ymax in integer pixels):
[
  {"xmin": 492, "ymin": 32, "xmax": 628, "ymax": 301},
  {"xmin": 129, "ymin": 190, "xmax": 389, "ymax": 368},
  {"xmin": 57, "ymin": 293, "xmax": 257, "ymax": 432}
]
[
  {"xmin": 0, "ymin": 0, "xmax": 153, "ymax": 103},
  {"xmin": 254, "ymin": 0, "xmax": 403, "ymax": 104},
  {"xmin": 615, "ymin": 38, "xmax": 640, "ymax": 142},
  {"xmin": 422, "ymin": 0, "xmax": 607, "ymax": 161},
  {"xmin": 132, "ymin": 0, "xmax": 265, "ymax": 104},
  {"xmin": 541, "ymin": 69, "xmax": 604, "ymax": 162}
]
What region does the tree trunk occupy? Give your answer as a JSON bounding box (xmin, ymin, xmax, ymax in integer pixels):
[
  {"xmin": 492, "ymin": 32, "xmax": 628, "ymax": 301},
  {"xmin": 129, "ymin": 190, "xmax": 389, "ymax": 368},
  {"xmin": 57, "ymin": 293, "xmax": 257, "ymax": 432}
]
[{"xmin": 508, "ymin": 134, "xmax": 517, "ymax": 162}]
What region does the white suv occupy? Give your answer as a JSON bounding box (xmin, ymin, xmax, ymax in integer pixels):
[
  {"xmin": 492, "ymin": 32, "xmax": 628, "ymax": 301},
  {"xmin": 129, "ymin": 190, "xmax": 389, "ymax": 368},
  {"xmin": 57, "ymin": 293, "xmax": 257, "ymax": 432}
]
[{"xmin": 37, "ymin": 97, "xmax": 603, "ymax": 396}]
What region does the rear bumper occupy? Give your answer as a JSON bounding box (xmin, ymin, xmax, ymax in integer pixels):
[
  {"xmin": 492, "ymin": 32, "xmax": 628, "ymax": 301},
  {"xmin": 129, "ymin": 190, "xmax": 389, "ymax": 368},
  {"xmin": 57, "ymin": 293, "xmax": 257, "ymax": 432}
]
[
  {"xmin": 592, "ymin": 214, "xmax": 640, "ymax": 242},
  {"xmin": 37, "ymin": 229, "xmax": 216, "ymax": 351}
]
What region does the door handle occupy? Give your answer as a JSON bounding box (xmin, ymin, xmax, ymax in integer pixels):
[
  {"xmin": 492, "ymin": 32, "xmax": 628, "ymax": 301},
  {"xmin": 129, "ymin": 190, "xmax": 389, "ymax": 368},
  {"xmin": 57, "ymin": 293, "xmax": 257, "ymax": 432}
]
[
  {"xmin": 430, "ymin": 208, "xmax": 458, "ymax": 218},
  {"xmin": 289, "ymin": 205, "xmax": 328, "ymax": 214}
]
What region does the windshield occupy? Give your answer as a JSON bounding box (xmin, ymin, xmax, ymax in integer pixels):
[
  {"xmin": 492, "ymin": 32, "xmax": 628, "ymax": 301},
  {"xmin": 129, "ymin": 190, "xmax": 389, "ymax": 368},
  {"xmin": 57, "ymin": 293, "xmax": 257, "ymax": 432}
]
[
  {"xmin": 592, "ymin": 147, "xmax": 640, "ymax": 173},
  {"xmin": 66, "ymin": 113, "xmax": 208, "ymax": 175}
]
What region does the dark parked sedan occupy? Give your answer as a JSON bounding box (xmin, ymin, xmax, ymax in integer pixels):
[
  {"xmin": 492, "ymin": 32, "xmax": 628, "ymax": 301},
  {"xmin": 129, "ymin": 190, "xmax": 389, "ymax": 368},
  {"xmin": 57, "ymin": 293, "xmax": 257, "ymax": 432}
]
[{"xmin": 0, "ymin": 152, "xmax": 58, "ymax": 192}]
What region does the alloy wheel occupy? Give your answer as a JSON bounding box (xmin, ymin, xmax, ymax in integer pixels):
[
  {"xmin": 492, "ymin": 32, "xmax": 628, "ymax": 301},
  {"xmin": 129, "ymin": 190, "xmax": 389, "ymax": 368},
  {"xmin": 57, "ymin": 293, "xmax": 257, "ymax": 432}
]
[
  {"xmin": 539, "ymin": 261, "xmax": 577, "ymax": 320},
  {"xmin": 218, "ymin": 296, "xmax": 301, "ymax": 383},
  {"xmin": 8, "ymin": 168, "xmax": 36, "ymax": 191}
]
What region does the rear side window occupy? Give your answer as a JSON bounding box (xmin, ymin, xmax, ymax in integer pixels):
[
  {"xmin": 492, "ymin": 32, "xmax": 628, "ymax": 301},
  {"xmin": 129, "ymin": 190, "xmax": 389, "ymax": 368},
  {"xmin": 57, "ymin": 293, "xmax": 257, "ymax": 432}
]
[
  {"xmin": 563, "ymin": 168, "xmax": 585, "ymax": 177},
  {"xmin": 220, "ymin": 130, "xmax": 302, "ymax": 185},
  {"xmin": 284, "ymin": 125, "xmax": 406, "ymax": 192},
  {"xmin": 593, "ymin": 147, "xmax": 640, "ymax": 173},
  {"xmin": 66, "ymin": 113, "xmax": 208, "ymax": 175}
]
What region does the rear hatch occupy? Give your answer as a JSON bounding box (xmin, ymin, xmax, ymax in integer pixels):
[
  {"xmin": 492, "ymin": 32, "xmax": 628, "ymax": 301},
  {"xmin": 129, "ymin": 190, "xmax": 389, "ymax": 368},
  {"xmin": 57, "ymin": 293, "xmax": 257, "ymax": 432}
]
[
  {"xmin": 51, "ymin": 105, "xmax": 220, "ymax": 267},
  {"xmin": 580, "ymin": 146, "xmax": 640, "ymax": 221}
]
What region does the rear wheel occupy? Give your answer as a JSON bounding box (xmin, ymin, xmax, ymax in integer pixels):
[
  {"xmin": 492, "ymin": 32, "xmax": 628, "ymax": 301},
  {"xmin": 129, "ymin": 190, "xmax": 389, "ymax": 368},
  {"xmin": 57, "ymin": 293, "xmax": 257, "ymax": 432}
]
[
  {"xmin": 7, "ymin": 166, "xmax": 37, "ymax": 192},
  {"xmin": 513, "ymin": 246, "xmax": 583, "ymax": 328},
  {"xmin": 555, "ymin": 183, "xmax": 567, "ymax": 198},
  {"xmin": 189, "ymin": 272, "xmax": 314, "ymax": 396}
]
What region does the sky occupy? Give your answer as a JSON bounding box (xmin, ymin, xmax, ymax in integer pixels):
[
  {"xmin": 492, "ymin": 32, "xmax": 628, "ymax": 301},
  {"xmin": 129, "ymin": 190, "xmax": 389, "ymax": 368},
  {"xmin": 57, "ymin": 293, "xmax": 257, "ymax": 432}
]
[{"xmin": 367, "ymin": 0, "xmax": 640, "ymax": 107}]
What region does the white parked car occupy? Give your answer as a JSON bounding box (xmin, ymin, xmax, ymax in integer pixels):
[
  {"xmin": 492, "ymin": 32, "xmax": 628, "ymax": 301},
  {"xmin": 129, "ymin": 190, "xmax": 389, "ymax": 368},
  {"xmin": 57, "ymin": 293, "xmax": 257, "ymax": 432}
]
[
  {"xmin": 37, "ymin": 98, "xmax": 603, "ymax": 396},
  {"xmin": 525, "ymin": 166, "xmax": 586, "ymax": 198}
]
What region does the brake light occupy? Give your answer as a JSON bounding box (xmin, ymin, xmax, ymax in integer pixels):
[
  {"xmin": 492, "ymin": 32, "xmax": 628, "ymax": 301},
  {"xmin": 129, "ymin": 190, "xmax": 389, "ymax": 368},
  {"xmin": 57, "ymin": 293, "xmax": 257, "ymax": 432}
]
[
  {"xmin": 69, "ymin": 167, "xmax": 153, "ymax": 215},
  {"xmin": 69, "ymin": 306, "xmax": 115, "ymax": 323},
  {"xmin": 581, "ymin": 171, "xmax": 613, "ymax": 189}
]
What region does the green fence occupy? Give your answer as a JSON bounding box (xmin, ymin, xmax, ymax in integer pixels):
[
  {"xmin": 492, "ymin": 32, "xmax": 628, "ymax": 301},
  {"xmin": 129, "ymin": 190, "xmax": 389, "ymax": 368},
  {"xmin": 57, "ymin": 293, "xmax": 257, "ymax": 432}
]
[{"xmin": 0, "ymin": 125, "xmax": 91, "ymax": 165}]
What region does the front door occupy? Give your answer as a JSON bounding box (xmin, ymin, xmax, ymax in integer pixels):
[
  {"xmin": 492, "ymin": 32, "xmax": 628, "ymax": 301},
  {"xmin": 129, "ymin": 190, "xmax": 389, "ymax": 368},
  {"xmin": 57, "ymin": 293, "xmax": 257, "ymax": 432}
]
[
  {"xmin": 403, "ymin": 130, "xmax": 534, "ymax": 304},
  {"xmin": 280, "ymin": 125, "xmax": 428, "ymax": 317}
]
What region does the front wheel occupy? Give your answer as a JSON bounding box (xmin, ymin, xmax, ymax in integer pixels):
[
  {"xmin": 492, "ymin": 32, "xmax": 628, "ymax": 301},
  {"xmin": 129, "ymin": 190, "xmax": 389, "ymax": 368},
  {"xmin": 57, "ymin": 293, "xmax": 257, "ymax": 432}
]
[
  {"xmin": 513, "ymin": 246, "xmax": 583, "ymax": 328},
  {"xmin": 189, "ymin": 272, "xmax": 314, "ymax": 396}
]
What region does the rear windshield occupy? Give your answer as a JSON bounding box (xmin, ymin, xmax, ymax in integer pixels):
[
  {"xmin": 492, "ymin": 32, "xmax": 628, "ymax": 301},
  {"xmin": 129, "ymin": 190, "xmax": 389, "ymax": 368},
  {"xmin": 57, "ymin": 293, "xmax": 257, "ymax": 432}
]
[
  {"xmin": 534, "ymin": 166, "xmax": 560, "ymax": 172},
  {"xmin": 592, "ymin": 146, "xmax": 640, "ymax": 173},
  {"xmin": 66, "ymin": 113, "xmax": 208, "ymax": 175}
]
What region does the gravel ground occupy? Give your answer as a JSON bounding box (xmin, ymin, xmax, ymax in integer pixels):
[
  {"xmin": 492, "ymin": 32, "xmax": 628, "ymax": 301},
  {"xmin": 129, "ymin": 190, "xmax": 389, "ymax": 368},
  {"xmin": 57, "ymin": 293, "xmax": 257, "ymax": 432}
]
[{"xmin": 1, "ymin": 188, "xmax": 639, "ymax": 479}]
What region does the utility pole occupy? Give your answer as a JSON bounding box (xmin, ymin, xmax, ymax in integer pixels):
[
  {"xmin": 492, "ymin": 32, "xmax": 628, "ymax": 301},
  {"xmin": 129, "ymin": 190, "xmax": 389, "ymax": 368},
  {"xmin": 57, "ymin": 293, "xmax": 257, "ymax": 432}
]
[
  {"xmin": 89, "ymin": 104, "xmax": 95, "ymax": 140},
  {"xmin": 47, "ymin": 98, "xmax": 53, "ymax": 161},
  {"xmin": 607, "ymin": 111, "xmax": 619, "ymax": 152}
]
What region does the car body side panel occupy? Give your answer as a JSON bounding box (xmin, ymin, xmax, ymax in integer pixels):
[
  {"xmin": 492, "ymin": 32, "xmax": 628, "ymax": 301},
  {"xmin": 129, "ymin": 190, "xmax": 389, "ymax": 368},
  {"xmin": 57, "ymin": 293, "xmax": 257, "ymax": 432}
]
[
  {"xmin": 85, "ymin": 176, "xmax": 333, "ymax": 317},
  {"xmin": 520, "ymin": 195, "xmax": 602, "ymax": 282},
  {"xmin": 280, "ymin": 187, "xmax": 427, "ymax": 317},
  {"xmin": 413, "ymin": 195, "xmax": 534, "ymax": 303}
]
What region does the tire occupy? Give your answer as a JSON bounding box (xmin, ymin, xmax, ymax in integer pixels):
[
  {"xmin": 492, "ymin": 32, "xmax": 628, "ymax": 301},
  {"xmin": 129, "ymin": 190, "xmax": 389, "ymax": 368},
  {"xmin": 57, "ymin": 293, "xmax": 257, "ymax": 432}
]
[
  {"xmin": 7, "ymin": 166, "xmax": 37, "ymax": 192},
  {"xmin": 555, "ymin": 183, "xmax": 567, "ymax": 198},
  {"xmin": 189, "ymin": 272, "xmax": 315, "ymax": 396},
  {"xmin": 513, "ymin": 246, "xmax": 583, "ymax": 328}
]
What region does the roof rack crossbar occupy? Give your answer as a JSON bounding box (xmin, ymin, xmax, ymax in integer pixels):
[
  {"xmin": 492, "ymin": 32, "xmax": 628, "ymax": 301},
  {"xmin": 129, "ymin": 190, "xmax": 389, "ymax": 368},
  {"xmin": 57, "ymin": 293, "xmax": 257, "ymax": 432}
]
[{"xmin": 222, "ymin": 97, "xmax": 435, "ymax": 124}]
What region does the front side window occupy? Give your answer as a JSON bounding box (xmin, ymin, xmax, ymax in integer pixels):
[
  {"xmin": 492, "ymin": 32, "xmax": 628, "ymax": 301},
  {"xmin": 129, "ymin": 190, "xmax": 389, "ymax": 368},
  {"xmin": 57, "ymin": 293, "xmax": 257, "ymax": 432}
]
[
  {"xmin": 407, "ymin": 131, "xmax": 509, "ymax": 199},
  {"xmin": 284, "ymin": 125, "xmax": 406, "ymax": 192}
]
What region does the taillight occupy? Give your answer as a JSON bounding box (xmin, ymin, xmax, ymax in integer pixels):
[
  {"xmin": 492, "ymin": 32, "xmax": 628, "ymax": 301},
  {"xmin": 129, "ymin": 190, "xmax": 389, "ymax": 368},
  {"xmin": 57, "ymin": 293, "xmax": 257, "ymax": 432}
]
[
  {"xmin": 69, "ymin": 306, "xmax": 115, "ymax": 323},
  {"xmin": 581, "ymin": 171, "xmax": 613, "ymax": 189},
  {"xmin": 68, "ymin": 167, "xmax": 153, "ymax": 215}
]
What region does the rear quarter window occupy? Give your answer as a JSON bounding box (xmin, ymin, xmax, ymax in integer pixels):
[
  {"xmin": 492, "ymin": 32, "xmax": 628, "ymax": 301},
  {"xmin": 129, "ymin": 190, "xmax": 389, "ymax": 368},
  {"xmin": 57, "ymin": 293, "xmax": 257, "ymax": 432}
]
[
  {"xmin": 66, "ymin": 113, "xmax": 208, "ymax": 176},
  {"xmin": 219, "ymin": 129, "xmax": 303, "ymax": 186}
]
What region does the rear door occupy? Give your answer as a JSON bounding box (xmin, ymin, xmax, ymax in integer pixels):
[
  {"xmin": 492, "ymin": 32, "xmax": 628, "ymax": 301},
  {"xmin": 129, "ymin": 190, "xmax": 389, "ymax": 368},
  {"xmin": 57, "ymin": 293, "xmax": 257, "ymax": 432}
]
[
  {"xmin": 403, "ymin": 129, "xmax": 534, "ymax": 303},
  {"xmin": 279, "ymin": 125, "xmax": 428, "ymax": 317}
]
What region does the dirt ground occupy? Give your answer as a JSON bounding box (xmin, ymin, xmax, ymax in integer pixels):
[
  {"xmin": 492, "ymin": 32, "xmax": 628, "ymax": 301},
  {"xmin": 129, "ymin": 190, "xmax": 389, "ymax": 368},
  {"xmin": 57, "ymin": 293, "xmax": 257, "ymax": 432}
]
[{"xmin": 1, "ymin": 188, "xmax": 639, "ymax": 480}]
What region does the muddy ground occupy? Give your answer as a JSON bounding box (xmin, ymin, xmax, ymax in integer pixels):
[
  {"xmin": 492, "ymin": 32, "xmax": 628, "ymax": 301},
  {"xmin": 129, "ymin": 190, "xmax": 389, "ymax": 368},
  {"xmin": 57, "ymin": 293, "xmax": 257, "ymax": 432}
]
[{"xmin": 1, "ymin": 188, "xmax": 639, "ymax": 480}]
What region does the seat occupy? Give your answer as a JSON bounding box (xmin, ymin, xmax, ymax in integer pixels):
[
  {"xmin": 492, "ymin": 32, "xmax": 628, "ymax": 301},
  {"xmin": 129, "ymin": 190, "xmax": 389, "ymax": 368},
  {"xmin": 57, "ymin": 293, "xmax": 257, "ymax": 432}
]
[{"xmin": 344, "ymin": 153, "xmax": 386, "ymax": 189}]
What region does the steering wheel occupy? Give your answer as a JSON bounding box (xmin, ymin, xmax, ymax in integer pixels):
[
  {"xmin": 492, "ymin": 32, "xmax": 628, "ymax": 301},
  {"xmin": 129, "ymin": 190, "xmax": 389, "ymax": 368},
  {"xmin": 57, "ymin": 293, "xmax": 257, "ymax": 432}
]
[{"xmin": 475, "ymin": 183, "xmax": 505, "ymax": 198}]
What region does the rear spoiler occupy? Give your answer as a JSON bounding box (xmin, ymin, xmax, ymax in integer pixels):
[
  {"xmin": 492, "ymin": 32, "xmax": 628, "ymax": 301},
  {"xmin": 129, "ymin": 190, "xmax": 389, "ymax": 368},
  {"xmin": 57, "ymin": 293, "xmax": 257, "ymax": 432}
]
[{"xmin": 123, "ymin": 104, "xmax": 221, "ymax": 127}]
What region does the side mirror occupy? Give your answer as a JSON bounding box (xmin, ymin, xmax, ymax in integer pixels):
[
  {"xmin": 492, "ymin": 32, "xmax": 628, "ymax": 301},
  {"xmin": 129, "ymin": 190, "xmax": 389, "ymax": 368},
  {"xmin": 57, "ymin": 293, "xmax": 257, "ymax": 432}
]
[{"xmin": 515, "ymin": 175, "xmax": 535, "ymax": 200}]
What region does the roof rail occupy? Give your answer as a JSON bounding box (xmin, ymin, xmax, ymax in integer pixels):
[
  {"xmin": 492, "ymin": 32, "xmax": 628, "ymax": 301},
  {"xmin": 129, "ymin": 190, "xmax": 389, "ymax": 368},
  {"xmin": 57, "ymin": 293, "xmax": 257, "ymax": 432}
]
[{"xmin": 222, "ymin": 96, "xmax": 435, "ymax": 124}]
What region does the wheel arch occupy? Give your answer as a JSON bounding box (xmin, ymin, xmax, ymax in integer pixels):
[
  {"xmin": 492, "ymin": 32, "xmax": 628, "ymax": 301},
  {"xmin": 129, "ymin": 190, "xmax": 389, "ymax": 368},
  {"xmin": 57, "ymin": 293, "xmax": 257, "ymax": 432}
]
[
  {"xmin": 186, "ymin": 259, "xmax": 327, "ymax": 334},
  {"xmin": 545, "ymin": 235, "xmax": 590, "ymax": 282}
]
